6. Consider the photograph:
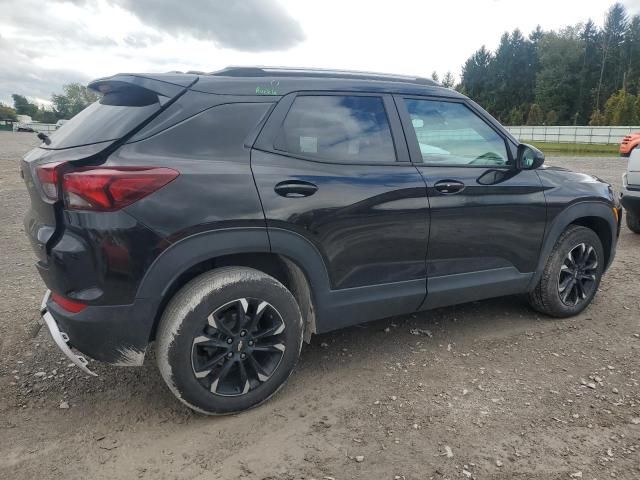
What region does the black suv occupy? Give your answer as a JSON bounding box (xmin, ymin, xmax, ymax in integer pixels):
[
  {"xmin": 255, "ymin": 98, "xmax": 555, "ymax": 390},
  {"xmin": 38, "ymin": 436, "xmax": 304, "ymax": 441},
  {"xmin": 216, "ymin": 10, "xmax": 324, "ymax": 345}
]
[{"xmin": 23, "ymin": 67, "xmax": 621, "ymax": 414}]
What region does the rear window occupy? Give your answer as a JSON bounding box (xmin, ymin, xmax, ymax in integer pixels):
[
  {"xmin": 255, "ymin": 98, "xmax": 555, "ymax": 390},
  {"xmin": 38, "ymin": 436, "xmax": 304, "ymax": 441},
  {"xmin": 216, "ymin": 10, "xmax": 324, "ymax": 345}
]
[{"xmin": 45, "ymin": 89, "xmax": 160, "ymax": 149}]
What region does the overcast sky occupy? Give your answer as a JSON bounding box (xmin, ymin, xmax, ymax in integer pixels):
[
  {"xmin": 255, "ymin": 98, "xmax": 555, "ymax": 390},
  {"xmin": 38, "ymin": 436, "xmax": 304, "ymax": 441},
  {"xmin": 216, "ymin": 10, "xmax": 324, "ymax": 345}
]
[{"xmin": 0, "ymin": 0, "xmax": 637, "ymax": 106}]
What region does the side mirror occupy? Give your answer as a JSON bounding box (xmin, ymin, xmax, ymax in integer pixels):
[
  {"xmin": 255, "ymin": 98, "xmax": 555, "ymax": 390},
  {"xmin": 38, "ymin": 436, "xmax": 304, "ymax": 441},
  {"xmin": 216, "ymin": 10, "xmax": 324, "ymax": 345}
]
[{"xmin": 517, "ymin": 144, "xmax": 545, "ymax": 170}]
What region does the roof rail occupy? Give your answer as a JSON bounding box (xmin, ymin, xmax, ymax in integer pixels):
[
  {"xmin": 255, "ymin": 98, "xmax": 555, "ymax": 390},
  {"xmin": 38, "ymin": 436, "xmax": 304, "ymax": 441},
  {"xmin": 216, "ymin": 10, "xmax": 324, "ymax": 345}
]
[{"xmin": 209, "ymin": 66, "xmax": 440, "ymax": 86}]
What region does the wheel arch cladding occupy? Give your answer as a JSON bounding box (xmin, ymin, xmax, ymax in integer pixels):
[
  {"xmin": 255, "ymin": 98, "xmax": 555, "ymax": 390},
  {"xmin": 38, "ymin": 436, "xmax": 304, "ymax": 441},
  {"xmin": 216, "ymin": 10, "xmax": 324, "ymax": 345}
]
[
  {"xmin": 529, "ymin": 201, "xmax": 617, "ymax": 290},
  {"xmin": 136, "ymin": 228, "xmax": 324, "ymax": 343}
]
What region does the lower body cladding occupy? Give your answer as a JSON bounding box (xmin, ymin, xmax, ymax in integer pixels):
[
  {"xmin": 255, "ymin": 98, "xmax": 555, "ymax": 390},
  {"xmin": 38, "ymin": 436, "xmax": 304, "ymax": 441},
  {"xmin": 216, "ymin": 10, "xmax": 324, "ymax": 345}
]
[{"xmin": 41, "ymin": 290, "xmax": 157, "ymax": 370}]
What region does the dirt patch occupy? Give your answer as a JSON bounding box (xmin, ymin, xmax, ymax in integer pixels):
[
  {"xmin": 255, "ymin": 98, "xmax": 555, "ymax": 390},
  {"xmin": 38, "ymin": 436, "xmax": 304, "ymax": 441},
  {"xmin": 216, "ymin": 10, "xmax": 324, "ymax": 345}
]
[{"xmin": 1, "ymin": 132, "xmax": 639, "ymax": 479}]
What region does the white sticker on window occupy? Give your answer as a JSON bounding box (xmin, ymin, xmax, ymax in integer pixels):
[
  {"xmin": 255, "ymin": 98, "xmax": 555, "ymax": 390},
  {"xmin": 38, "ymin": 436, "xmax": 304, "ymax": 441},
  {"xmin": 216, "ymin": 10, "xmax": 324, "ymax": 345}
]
[{"xmin": 300, "ymin": 136, "xmax": 318, "ymax": 153}]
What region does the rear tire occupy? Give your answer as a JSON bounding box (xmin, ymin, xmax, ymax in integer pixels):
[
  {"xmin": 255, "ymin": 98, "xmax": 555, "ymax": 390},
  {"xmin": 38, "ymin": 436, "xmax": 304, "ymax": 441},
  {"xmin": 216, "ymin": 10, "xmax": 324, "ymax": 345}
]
[
  {"xmin": 626, "ymin": 209, "xmax": 640, "ymax": 233},
  {"xmin": 528, "ymin": 225, "xmax": 604, "ymax": 318},
  {"xmin": 156, "ymin": 267, "xmax": 303, "ymax": 415}
]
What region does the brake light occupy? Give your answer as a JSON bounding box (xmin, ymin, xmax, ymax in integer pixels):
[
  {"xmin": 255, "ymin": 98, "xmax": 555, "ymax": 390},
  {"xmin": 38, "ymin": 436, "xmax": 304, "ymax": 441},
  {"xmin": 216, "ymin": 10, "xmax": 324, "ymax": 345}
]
[
  {"xmin": 51, "ymin": 292, "xmax": 87, "ymax": 313},
  {"xmin": 62, "ymin": 167, "xmax": 178, "ymax": 211},
  {"xmin": 35, "ymin": 162, "xmax": 179, "ymax": 211},
  {"xmin": 35, "ymin": 162, "xmax": 65, "ymax": 201}
]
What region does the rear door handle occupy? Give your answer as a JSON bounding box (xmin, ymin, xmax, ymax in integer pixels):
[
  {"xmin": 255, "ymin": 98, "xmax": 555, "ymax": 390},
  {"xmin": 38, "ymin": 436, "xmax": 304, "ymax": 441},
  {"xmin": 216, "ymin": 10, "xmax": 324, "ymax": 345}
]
[
  {"xmin": 434, "ymin": 180, "xmax": 465, "ymax": 194},
  {"xmin": 274, "ymin": 180, "xmax": 318, "ymax": 198}
]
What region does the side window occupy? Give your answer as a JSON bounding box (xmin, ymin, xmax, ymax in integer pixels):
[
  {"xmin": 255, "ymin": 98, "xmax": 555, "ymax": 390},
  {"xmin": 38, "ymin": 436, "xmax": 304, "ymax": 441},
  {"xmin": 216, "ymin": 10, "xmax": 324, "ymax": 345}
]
[
  {"xmin": 405, "ymin": 99, "xmax": 510, "ymax": 167},
  {"xmin": 275, "ymin": 95, "xmax": 396, "ymax": 163}
]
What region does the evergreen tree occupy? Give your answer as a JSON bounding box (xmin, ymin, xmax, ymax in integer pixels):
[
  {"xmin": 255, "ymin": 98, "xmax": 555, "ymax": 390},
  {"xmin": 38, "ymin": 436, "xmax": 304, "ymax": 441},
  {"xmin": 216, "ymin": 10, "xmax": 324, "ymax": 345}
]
[
  {"xmin": 526, "ymin": 104, "xmax": 544, "ymax": 125},
  {"xmin": 589, "ymin": 109, "xmax": 605, "ymax": 126},
  {"xmin": 604, "ymin": 89, "xmax": 639, "ymax": 125},
  {"xmin": 597, "ymin": 3, "xmax": 628, "ymax": 109},
  {"xmin": 460, "ymin": 45, "xmax": 493, "ymax": 109},
  {"xmin": 535, "ymin": 28, "xmax": 584, "ymax": 124},
  {"xmin": 442, "ymin": 71, "xmax": 455, "ymax": 88},
  {"xmin": 578, "ymin": 20, "xmax": 602, "ymax": 124},
  {"xmin": 624, "ymin": 15, "xmax": 640, "ymax": 93},
  {"xmin": 457, "ymin": 2, "xmax": 640, "ymax": 126},
  {"xmin": 12, "ymin": 94, "xmax": 38, "ymax": 117}
]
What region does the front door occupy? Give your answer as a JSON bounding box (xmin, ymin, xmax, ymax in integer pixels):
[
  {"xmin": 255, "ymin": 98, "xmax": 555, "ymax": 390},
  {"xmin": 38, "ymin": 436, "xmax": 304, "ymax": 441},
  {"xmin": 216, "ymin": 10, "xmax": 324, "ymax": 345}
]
[{"xmin": 395, "ymin": 96, "xmax": 547, "ymax": 309}]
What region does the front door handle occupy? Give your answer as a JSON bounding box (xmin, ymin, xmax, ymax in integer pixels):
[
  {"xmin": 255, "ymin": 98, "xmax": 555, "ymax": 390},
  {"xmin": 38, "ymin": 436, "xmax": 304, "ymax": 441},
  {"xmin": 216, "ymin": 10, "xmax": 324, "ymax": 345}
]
[
  {"xmin": 434, "ymin": 180, "xmax": 465, "ymax": 195},
  {"xmin": 274, "ymin": 180, "xmax": 318, "ymax": 198}
]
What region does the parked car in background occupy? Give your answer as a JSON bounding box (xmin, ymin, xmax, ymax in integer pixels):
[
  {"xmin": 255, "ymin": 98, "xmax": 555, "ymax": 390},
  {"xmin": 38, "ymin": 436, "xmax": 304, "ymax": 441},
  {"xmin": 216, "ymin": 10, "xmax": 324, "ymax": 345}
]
[
  {"xmin": 622, "ymin": 142, "xmax": 640, "ymax": 233},
  {"xmin": 14, "ymin": 121, "xmax": 57, "ymax": 134},
  {"xmin": 22, "ymin": 67, "xmax": 621, "ymax": 415},
  {"xmin": 620, "ymin": 132, "xmax": 640, "ymax": 157}
]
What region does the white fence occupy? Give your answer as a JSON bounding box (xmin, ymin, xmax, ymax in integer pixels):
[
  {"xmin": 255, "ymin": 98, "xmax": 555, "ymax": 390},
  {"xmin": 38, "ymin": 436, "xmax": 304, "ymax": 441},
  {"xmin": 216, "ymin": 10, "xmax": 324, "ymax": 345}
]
[
  {"xmin": 506, "ymin": 126, "xmax": 640, "ymax": 145},
  {"xmin": 14, "ymin": 122, "xmax": 58, "ymax": 134}
]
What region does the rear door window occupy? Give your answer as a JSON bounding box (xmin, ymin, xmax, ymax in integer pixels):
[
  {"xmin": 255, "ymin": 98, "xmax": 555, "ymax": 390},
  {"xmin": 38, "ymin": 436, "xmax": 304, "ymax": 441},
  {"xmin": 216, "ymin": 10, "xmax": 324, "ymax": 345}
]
[
  {"xmin": 274, "ymin": 95, "xmax": 397, "ymax": 163},
  {"xmin": 45, "ymin": 90, "xmax": 161, "ymax": 149}
]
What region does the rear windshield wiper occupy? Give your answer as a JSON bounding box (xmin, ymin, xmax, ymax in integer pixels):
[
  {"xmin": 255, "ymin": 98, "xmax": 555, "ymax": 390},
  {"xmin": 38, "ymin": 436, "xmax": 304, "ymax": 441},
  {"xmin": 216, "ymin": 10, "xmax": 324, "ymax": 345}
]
[{"xmin": 37, "ymin": 132, "xmax": 51, "ymax": 145}]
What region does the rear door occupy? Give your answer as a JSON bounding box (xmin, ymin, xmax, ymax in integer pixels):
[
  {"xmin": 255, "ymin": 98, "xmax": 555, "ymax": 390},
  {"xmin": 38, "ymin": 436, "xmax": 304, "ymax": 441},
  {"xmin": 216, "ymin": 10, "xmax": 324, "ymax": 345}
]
[
  {"xmin": 252, "ymin": 92, "xmax": 429, "ymax": 326},
  {"xmin": 395, "ymin": 95, "xmax": 547, "ymax": 308}
]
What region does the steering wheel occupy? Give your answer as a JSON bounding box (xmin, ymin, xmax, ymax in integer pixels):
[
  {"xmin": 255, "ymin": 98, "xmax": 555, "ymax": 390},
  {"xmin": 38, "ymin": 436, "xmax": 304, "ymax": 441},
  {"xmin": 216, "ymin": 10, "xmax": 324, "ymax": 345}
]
[{"xmin": 469, "ymin": 152, "xmax": 505, "ymax": 166}]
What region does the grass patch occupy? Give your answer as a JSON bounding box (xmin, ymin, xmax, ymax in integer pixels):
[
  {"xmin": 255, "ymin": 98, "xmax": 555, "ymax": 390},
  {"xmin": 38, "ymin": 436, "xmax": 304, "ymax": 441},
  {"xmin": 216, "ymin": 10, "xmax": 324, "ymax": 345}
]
[{"xmin": 530, "ymin": 142, "xmax": 619, "ymax": 157}]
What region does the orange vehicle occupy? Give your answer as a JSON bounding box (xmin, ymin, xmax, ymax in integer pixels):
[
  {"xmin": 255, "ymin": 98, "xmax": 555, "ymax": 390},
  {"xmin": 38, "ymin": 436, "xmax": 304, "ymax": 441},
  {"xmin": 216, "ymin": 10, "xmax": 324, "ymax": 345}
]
[{"xmin": 620, "ymin": 132, "xmax": 640, "ymax": 156}]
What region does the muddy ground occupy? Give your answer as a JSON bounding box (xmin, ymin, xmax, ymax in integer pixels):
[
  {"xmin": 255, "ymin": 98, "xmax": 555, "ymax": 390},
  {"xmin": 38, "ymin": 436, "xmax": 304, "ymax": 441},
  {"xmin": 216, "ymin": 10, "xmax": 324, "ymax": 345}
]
[{"xmin": 0, "ymin": 131, "xmax": 638, "ymax": 480}]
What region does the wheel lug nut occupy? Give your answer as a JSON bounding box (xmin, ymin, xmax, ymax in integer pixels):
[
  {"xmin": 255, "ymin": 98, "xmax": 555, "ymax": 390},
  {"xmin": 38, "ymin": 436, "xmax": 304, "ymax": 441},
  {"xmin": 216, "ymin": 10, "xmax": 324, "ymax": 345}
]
[
  {"xmin": 226, "ymin": 352, "xmax": 233, "ymax": 358},
  {"xmin": 240, "ymin": 353, "xmax": 246, "ymax": 359},
  {"xmin": 248, "ymin": 340, "xmax": 254, "ymax": 346},
  {"xmin": 240, "ymin": 330, "xmax": 247, "ymax": 337},
  {"xmin": 227, "ymin": 338, "xmax": 233, "ymax": 344}
]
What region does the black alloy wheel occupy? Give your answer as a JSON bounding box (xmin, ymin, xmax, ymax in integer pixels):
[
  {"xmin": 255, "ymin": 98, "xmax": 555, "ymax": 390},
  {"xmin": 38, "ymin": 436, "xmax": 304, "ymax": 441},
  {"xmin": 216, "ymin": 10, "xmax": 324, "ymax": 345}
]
[
  {"xmin": 557, "ymin": 242, "xmax": 599, "ymax": 307},
  {"xmin": 191, "ymin": 298, "xmax": 286, "ymax": 396}
]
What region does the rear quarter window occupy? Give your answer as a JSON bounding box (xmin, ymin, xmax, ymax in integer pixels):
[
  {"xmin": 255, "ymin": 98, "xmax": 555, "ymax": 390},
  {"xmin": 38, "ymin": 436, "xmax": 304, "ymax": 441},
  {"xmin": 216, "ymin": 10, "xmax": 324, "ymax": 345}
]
[{"xmin": 124, "ymin": 102, "xmax": 273, "ymax": 161}]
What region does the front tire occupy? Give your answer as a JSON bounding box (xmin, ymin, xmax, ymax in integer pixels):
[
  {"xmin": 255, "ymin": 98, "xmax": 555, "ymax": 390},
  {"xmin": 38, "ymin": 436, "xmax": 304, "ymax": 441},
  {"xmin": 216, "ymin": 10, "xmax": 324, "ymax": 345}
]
[
  {"xmin": 626, "ymin": 209, "xmax": 640, "ymax": 233},
  {"xmin": 528, "ymin": 225, "xmax": 604, "ymax": 318},
  {"xmin": 156, "ymin": 267, "xmax": 303, "ymax": 415}
]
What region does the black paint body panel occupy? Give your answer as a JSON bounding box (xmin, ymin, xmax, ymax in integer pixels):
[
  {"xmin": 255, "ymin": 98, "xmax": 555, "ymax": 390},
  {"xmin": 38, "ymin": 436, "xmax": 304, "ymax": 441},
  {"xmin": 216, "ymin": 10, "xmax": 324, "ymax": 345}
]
[{"xmin": 20, "ymin": 71, "xmax": 620, "ymax": 364}]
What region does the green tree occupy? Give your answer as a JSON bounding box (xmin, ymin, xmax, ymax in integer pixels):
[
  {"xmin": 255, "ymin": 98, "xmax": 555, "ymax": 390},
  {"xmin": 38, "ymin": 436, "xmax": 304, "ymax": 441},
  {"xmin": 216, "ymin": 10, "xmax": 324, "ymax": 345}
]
[
  {"xmin": 0, "ymin": 103, "xmax": 17, "ymax": 120},
  {"xmin": 589, "ymin": 109, "xmax": 605, "ymax": 125},
  {"xmin": 460, "ymin": 45, "xmax": 493, "ymax": 108},
  {"xmin": 51, "ymin": 83, "xmax": 99, "ymax": 119},
  {"xmin": 526, "ymin": 104, "xmax": 544, "ymax": 125},
  {"xmin": 624, "ymin": 15, "xmax": 640, "ymax": 93},
  {"xmin": 505, "ymin": 106, "xmax": 526, "ymax": 125},
  {"xmin": 577, "ymin": 20, "xmax": 603, "ymax": 124},
  {"xmin": 535, "ymin": 28, "xmax": 584, "ymax": 124},
  {"xmin": 603, "ymin": 89, "xmax": 639, "ymax": 125},
  {"xmin": 33, "ymin": 106, "xmax": 58, "ymax": 124},
  {"xmin": 442, "ymin": 71, "xmax": 455, "ymax": 88},
  {"xmin": 545, "ymin": 110, "xmax": 559, "ymax": 125},
  {"xmin": 596, "ymin": 3, "xmax": 628, "ymax": 109},
  {"xmin": 12, "ymin": 94, "xmax": 38, "ymax": 117},
  {"xmin": 431, "ymin": 71, "xmax": 440, "ymax": 83}
]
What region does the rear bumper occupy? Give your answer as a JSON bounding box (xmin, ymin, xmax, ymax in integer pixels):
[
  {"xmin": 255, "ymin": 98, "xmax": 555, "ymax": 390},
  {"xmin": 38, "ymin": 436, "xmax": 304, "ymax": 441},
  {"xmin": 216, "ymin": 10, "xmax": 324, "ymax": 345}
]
[
  {"xmin": 41, "ymin": 290, "xmax": 97, "ymax": 376},
  {"xmin": 42, "ymin": 290, "xmax": 157, "ymax": 367}
]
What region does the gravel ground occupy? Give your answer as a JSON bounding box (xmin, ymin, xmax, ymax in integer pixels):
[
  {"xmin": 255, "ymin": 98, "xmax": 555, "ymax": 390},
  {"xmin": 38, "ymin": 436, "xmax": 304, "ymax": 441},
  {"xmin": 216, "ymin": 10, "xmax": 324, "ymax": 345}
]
[{"xmin": 0, "ymin": 131, "xmax": 639, "ymax": 480}]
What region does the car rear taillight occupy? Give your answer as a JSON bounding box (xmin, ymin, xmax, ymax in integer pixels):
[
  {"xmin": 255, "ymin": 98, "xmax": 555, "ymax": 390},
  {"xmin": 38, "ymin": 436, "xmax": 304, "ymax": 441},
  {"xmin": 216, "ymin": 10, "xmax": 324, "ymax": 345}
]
[
  {"xmin": 34, "ymin": 163, "xmax": 179, "ymax": 211},
  {"xmin": 62, "ymin": 167, "xmax": 179, "ymax": 211},
  {"xmin": 51, "ymin": 292, "xmax": 87, "ymax": 313},
  {"xmin": 35, "ymin": 161, "xmax": 65, "ymax": 201}
]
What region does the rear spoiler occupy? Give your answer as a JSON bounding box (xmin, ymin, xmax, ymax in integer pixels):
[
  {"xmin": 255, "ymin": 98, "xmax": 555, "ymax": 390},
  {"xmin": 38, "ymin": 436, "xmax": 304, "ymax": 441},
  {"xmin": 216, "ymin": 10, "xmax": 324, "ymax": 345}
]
[{"xmin": 88, "ymin": 73, "xmax": 199, "ymax": 102}]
